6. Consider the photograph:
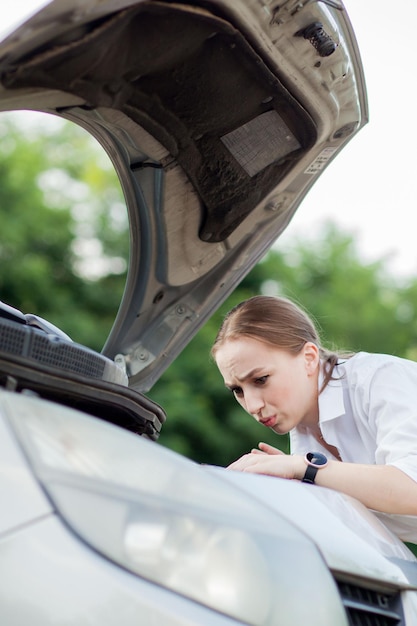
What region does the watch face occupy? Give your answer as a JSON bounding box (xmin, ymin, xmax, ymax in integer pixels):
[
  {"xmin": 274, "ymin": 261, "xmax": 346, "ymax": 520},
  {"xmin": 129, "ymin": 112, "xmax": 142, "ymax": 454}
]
[{"xmin": 305, "ymin": 451, "xmax": 328, "ymax": 468}]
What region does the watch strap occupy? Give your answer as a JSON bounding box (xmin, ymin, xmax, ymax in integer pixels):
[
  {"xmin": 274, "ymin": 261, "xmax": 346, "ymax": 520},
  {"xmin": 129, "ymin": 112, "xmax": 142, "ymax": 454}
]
[{"xmin": 302, "ymin": 464, "xmax": 318, "ymax": 484}]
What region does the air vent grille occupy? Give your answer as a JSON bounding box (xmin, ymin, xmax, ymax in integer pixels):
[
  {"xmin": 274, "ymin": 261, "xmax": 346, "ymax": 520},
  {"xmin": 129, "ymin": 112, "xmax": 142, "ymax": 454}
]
[
  {"xmin": 0, "ymin": 321, "xmax": 26, "ymax": 354},
  {"xmin": 30, "ymin": 332, "xmax": 105, "ymax": 378},
  {"xmin": 0, "ymin": 318, "xmax": 127, "ymax": 384},
  {"xmin": 337, "ymin": 581, "xmax": 404, "ymax": 626}
]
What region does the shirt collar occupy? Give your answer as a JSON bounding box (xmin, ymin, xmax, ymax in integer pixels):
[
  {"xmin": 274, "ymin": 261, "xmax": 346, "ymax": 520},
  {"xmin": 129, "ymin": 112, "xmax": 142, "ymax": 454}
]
[{"xmin": 318, "ymin": 362, "xmax": 346, "ymax": 424}]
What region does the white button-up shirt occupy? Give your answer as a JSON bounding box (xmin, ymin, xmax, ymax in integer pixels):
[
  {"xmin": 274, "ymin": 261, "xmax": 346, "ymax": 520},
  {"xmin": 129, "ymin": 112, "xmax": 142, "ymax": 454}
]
[{"xmin": 290, "ymin": 351, "xmax": 417, "ymax": 541}]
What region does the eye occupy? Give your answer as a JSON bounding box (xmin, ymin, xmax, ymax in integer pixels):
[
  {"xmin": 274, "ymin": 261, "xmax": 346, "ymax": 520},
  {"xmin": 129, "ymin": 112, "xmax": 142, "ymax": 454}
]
[
  {"xmin": 230, "ymin": 386, "xmax": 243, "ymax": 397},
  {"xmin": 255, "ymin": 375, "xmax": 269, "ymax": 385}
]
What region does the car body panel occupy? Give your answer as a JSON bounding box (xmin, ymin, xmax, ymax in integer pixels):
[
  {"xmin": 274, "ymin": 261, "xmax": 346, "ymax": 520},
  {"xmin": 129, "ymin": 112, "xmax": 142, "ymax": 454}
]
[
  {"xmin": 0, "ymin": 392, "xmax": 349, "ymax": 625},
  {"xmin": 3, "ymin": 390, "xmax": 416, "ymax": 624},
  {"xmin": 207, "ymin": 466, "xmax": 417, "ymax": 585},
  {"xmin": 0, "ymin": 0, "xmax": 368, "ymax": 391},
  {"xmin": 0, "ymin": 414, "xmax": 52, "ymax": 535},
  {"xmin": 2, "ymin": 3, "xmax": 416, "ymax": 625},
  {"xmin": 0, "ymin": 516, "xmax": 245, "ymax": 626}
]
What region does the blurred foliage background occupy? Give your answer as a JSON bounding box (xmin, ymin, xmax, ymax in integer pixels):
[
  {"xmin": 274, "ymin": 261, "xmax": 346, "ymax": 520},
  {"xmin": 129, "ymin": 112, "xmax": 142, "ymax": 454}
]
[{"xmin": 1, "ymin": 111, "xmax": 417, "ymax": 554}]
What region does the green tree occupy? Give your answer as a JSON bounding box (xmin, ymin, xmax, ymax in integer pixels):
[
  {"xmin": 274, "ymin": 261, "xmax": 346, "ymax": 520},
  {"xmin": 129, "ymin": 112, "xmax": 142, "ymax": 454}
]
[
  {"xmin": 3, "ymin": 112, "xmax": 417, "ymax": 469},
  {"xmin": 0, "ymin": 112, "xmax": 127, "ymax": 350},
  {"xmin": 153, "ymin": 222, "xmax": 417, "ymax": 466},
  {"xmin": 1, "ymin": 112, "xmax": 416, "ymax": 554},
  {"xmin": 151, "ymin": 222, "xmax": 417, "ymax": 556}
]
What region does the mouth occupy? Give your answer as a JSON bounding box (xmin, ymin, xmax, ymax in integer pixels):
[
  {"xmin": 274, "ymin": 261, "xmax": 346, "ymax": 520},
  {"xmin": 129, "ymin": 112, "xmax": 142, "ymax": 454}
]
[{"xmin": 260, "ymin": 416, "xmax": 277, "ymax": 428}]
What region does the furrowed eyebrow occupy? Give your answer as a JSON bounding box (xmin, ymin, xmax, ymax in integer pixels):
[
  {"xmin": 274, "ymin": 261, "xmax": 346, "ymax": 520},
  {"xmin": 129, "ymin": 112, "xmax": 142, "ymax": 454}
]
[{"xmin": 224, "ymin": 368, "xmax": 265, "ymax": 388}]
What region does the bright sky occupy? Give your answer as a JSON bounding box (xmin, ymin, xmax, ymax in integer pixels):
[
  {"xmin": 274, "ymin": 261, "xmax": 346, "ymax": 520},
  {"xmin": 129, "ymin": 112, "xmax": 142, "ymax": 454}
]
[
  {"xmin": 2, "ymin": 1, "xmax": 416, "ymax": 279},
  {"xmin": 279, "ymin": 0, "xmax": 417, "ymax": 280}
]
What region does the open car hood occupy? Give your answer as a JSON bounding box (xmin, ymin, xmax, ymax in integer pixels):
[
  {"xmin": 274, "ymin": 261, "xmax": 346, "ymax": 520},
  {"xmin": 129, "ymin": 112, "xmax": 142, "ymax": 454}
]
[{"xmin": 0, "ymin": 0, "xmax": 367, "ymax": 392}]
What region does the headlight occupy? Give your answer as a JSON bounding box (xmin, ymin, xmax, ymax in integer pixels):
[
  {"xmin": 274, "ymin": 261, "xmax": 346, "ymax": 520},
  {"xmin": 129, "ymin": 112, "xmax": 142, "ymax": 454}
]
[{"xmin": 3, "ymin": 392, "xmax": 347, "ymax": 625}]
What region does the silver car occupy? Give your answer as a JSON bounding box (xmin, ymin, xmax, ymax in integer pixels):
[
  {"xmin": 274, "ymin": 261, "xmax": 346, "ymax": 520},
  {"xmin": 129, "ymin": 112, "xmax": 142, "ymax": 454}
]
[{"xmin": 1, "ymin": 1, "xmax": 416, "ymax": 624}]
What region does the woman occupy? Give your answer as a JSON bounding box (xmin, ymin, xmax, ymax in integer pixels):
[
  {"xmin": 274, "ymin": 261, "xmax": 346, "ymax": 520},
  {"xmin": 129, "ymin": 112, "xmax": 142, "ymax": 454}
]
[{"xmin": 212, "ymin": 295, "xmax": 417, "ymax": 540}]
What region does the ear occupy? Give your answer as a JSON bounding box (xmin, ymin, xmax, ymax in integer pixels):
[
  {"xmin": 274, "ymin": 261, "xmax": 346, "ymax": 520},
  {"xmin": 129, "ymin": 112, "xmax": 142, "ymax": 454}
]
[{"xmin": 303, "ymin": 342, "xmax": 320, "ymax": 375}]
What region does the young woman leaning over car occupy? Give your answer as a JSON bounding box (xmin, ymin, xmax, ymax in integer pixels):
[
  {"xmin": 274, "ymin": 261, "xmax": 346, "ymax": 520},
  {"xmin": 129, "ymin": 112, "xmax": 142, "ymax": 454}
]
[{"xmin": 212, "ymin": 295, "xmax": 417, "ymax": 539}]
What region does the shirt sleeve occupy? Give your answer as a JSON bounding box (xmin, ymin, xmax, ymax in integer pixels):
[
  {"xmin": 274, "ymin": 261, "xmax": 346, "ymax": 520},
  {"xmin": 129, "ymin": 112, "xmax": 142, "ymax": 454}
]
[{"xmin": 352, "ymin": 356, "xmax": 417, "ymax": 484}]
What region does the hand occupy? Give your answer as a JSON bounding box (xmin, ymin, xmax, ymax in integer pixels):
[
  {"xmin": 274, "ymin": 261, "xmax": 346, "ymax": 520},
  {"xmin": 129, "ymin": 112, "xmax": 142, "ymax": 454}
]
[
  {"xmin": 227, "ymin": 444, "xmax": 304, "ymax": 480},
  {"xmin": 250, "ymin": 442, "xmax": 285, "ymax": 456}
]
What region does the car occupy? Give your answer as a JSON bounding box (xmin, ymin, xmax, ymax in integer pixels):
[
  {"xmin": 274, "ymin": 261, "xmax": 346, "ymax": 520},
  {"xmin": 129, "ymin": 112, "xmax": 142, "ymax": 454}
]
[{"xmin": 0, "ymin": 0, "xmax": 416, "ymax": 625}]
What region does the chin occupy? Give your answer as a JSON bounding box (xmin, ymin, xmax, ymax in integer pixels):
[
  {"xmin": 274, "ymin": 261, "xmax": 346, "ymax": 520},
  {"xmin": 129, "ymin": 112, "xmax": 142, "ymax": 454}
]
[{"xmin": 272, "ymin": 425, "xmax": 290, "ymax": 436}]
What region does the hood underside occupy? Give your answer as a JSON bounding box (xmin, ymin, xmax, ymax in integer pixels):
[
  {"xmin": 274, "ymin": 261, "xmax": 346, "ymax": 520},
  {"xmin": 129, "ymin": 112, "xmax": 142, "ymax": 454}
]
[{"xmin": 0, "ymin": 0, "xmax": 368, "ymax": 391}]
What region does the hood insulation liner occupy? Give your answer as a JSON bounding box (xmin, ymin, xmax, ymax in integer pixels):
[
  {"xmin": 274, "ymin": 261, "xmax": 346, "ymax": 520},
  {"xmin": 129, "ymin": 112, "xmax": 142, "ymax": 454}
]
[{"xmin": 1, "ymin": 1, "xmax": 317, "ymax": 242}]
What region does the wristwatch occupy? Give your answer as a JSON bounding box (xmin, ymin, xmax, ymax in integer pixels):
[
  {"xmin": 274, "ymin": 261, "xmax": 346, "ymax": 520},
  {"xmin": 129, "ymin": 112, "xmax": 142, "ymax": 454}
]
[{"xmin": 302, "ymin": 451, "xmax": 328, "ymax": 484}]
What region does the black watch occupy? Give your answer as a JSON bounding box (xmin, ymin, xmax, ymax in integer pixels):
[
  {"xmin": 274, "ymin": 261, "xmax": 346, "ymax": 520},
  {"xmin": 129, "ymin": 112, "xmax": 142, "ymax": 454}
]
[{"xmin": 302, "ymin": 451, "xmax": 328, "ymax": 484}]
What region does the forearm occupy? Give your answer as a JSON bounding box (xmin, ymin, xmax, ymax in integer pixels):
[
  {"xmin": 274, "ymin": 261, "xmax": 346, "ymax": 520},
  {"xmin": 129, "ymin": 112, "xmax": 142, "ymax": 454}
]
[
  {"xmin": 298, "ymin": 458, "xmax": 417, "ymax": 515},
  {"xmin": 228, "ymin": 448, "xmax": 417, "ymax": 515}
]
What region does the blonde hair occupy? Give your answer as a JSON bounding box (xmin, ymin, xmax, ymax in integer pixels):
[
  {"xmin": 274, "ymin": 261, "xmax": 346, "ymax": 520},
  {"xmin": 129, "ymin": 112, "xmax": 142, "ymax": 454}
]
[{"xmin": 212, "ymin": 295, "xmax": 351, "ymax": 390}]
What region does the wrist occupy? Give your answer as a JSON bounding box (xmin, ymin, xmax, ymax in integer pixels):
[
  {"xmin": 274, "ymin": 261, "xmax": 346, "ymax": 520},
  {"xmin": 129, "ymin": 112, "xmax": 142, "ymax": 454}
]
[
  {"xmin": 292, "ymin": 454, "xmax": 307, "ymax": 481},
  {"xmin": 301, "ymin": 451, "xmax": 329, "ymax": 484}
]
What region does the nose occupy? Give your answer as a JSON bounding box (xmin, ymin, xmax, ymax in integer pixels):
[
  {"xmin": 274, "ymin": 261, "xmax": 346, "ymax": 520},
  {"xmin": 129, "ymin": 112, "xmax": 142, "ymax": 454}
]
[{"xmin": 244, "ymin": 389, "xmax": 265, "ymax": 418}]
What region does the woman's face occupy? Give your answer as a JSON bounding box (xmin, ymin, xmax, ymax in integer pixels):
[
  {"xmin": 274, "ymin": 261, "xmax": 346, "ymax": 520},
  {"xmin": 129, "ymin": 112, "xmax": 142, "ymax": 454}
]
[{"xmin": 215, "ymin": 336, "xmax": 320, "ymax": 434}]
